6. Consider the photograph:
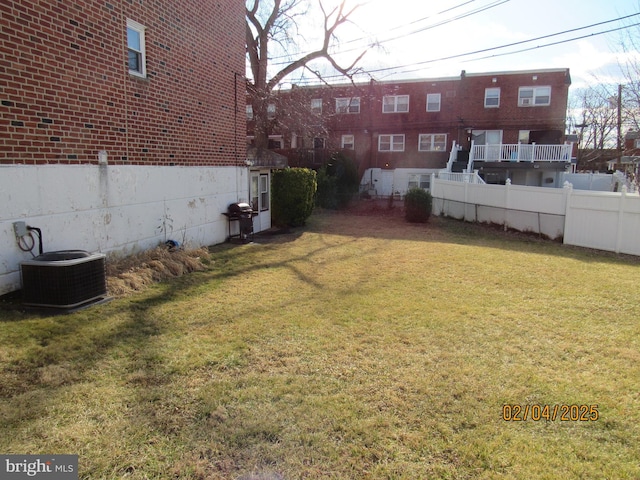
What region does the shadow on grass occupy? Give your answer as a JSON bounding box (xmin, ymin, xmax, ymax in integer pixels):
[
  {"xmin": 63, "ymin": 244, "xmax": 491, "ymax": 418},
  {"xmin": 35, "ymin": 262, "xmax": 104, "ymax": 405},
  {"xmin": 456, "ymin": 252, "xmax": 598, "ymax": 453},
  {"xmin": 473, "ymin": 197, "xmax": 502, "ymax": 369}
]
[
  {"xmin": 0, "ymin": 226, "xmax": 369, "ymax": 457},
  {"xmin": 308, "ymin": 208, "xmax": 640, "ymax": 267},
  {"xmin": 1, "ymin": 207, "xmax": 638, "ymax": 477}
]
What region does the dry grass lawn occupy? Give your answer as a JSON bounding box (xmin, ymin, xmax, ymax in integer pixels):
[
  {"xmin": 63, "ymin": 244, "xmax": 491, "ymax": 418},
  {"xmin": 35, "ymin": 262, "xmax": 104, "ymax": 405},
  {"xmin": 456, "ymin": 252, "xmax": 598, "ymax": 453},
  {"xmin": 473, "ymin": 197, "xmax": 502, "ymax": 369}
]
[{"xmin": 0, "ymin": 208, "xmax": 639, "ymax": 479}]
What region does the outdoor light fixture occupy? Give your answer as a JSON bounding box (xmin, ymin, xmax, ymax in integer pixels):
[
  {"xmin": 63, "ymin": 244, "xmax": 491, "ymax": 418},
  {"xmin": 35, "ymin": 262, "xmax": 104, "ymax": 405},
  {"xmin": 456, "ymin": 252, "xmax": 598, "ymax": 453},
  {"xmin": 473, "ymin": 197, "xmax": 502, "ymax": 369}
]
[{"xmin": 98, "ymin": 150, "xmax": 108, "ymax": 165}]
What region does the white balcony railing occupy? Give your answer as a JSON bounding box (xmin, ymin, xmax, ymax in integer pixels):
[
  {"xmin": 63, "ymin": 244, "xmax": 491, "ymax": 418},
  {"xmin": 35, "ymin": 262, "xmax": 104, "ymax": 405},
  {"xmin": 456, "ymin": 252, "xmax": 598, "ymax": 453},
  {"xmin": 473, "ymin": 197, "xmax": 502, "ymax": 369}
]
[
  {"xmin": 471, "ymin": 143, "xmax": 573, "ymax": 163},
  {"xmin": 437, "ymin": 171, "xmax": 486, "ymax": 184}
]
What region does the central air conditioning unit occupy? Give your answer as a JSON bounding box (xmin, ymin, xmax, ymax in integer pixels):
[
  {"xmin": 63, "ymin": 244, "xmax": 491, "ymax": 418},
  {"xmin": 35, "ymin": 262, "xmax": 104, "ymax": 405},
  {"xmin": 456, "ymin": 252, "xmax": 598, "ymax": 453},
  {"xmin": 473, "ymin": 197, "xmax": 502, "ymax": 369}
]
[{"xmin": 20, "ymin": 250, "xmax": 107, "ymax": 310}]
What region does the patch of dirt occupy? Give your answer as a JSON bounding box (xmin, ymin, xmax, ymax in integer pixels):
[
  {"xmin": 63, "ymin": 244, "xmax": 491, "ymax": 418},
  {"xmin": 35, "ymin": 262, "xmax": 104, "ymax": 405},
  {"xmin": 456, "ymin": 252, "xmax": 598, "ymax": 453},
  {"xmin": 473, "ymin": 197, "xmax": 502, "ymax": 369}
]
[
  {"xmin": 106, "ymin": 246, "xmax": 210, "ymax": 297},
  {"xmin": 342, "ymin": 198, "xmax": 406, "ymax": 217}
]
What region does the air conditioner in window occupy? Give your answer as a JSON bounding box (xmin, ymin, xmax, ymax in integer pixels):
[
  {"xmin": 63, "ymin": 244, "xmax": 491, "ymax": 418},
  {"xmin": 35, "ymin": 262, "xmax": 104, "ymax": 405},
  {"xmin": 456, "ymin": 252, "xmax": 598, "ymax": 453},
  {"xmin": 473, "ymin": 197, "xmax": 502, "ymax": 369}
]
[{"xmin": 520, "ymin": 98, "xmax": 531, "ymax": 106}]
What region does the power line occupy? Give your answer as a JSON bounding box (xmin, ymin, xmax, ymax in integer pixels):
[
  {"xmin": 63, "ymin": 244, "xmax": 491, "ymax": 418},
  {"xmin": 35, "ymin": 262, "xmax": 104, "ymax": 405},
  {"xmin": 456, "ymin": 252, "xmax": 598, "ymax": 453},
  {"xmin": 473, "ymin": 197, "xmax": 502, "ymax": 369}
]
[
  {"xmin": 289, "ymin": 12, "xmax": 640, "ymax": 84},
  {"xmin": 269, "ymin": 0, "xmax": 511, "ymax": 64},
  {"xmin": 364, "ymin": 12, "xmax": 640, "ymax": 76}
]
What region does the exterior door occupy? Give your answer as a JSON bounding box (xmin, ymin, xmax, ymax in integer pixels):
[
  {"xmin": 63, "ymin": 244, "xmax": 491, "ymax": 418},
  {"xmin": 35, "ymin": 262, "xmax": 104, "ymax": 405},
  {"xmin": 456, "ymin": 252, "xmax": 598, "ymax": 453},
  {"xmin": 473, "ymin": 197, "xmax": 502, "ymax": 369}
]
[{"xmin": 250, "ymin": 171, "xmax": 271, "ymax": 233}]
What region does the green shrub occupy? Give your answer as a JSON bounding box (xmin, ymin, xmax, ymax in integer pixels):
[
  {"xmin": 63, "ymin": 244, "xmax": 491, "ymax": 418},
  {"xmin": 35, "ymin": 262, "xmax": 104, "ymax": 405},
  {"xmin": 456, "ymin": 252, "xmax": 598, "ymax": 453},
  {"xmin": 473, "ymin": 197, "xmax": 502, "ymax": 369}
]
[
  {"xmin": 404, "ymin": 187, "xmax": 432, "ymax": 223},
  {"xmin": 315, "ymin": 166, "xmax": 339, "ymax": 209},
  {"xmin": 272, "ymin": 168, "xmax": 317, "ymax": 227},
  {"xmin": 315, "ymin": 153, "xmax": 359, "ymax": 209}
]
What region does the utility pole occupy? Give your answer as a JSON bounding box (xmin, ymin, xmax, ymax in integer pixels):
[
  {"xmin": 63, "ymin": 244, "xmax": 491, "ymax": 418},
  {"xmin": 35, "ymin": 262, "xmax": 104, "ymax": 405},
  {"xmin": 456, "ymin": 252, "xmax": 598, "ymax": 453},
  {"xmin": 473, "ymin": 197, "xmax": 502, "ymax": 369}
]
[{"xmin": 617, "ymin": 83, "xmax": 623, "ymax": 152}]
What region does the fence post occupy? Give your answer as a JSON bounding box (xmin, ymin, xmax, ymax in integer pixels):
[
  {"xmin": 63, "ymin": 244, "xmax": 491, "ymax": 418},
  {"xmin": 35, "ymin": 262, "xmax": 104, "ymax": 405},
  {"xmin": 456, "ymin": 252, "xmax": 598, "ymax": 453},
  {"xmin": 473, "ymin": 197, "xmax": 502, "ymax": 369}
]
[
  {"xmin": 615, "ymin": 185, "xmax": 627, "ymax": 253},
  {"xmin": 431, "ymin": 173, "xmax": 437, "ymax": 216},
  {"xmin": 504, "ymin": 178, "xmax": 511, "ymax": 231},
  {"xmin": 463, "ymin": 176, "xmax": 469, "ymax": 222},
  {"xmin": 563, "ymin": 181, "xmax": 573, "ymax": 244}
]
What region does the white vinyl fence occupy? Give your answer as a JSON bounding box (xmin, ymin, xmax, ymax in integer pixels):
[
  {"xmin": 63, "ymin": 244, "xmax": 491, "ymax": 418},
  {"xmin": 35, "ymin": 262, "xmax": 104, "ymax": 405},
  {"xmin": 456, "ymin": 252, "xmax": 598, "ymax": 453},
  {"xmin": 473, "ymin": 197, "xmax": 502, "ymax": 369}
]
[{"xmin": 431, "ymin": 176, "xmax": 640, "ymax": 256}]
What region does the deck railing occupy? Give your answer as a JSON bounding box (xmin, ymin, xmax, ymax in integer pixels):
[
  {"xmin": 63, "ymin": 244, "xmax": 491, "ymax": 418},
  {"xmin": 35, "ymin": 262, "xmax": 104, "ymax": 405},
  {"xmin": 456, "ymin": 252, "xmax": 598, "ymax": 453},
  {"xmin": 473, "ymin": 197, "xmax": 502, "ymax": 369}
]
[
  {"xmin": 437, "ymin": 172, "xmax": 486, "ymax": 184},
  {"xmin": 471, "ymin": 143, "xmax": 573, "ymax": 163}
]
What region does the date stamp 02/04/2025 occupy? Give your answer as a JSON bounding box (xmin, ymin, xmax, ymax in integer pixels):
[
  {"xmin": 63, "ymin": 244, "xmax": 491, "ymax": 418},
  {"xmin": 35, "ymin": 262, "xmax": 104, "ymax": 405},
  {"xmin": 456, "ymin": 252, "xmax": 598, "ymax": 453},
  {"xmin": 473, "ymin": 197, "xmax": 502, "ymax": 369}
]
[{"xmin": 502, "ymin": 404, "xmax": 600, "ymax": 422}]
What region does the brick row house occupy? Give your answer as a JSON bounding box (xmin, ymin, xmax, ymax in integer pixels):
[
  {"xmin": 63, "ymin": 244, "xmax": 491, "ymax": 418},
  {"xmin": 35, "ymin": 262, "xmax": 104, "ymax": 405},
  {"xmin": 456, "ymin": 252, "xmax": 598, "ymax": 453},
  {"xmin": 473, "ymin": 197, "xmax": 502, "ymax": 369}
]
[
  {"xmin": 248, "ymin": 68, "xmax": 573, "ymax": 195},
  {"xmin": 611, "ymin": 131, "xmax": 640, "ymax": 180},
  {"xmin": 0, "ymin": 0, "xmax": 249, "ymax": 294}
]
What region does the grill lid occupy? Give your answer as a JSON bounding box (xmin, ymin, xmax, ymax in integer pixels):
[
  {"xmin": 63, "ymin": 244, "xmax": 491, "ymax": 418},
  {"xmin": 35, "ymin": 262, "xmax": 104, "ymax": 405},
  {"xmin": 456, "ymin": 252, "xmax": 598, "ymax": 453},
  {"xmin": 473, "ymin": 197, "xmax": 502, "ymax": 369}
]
[{"xmin": 228, "ymin": 202, "xmax": 253, "ymax": 214}]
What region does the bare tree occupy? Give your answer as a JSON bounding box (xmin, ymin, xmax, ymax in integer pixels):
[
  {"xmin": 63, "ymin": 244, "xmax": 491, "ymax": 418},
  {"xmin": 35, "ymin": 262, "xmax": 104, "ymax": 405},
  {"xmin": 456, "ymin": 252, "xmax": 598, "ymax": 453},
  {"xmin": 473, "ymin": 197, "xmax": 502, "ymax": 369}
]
[
  {"xmin": 568, "ymin": 84, "xmax": 620, "ymax": 170},
  {"xmin": 617, "ymin": 17, "xmax": 640, "ymax": 132},
  {"xmin": 246, "ymin": 0, "xmax": 367, "ymax": 150}
]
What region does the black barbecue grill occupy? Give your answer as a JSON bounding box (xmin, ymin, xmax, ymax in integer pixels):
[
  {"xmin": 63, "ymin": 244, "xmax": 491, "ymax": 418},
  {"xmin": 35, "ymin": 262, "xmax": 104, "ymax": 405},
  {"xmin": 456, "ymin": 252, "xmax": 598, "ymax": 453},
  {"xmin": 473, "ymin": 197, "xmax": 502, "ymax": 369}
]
[{"xmin": 223, "ymin": 202, "xmax": 256, "ymax": 243}]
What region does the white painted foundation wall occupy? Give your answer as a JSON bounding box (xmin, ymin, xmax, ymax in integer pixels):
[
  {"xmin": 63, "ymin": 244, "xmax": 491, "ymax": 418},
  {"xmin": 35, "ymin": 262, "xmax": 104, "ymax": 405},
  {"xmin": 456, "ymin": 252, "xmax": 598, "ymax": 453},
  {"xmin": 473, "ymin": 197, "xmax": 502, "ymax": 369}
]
[{"xmin": 0, "ymin": 164, "xmax": 251, "ymax": 295}]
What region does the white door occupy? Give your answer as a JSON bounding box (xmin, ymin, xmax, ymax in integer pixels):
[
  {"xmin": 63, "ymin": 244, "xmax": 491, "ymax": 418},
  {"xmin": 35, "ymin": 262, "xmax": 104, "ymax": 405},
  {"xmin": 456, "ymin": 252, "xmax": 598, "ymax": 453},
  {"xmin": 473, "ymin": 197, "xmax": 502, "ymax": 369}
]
[
  {"xmin": 380, "ymin": 170, "xmax": 394, "ymax": 197},
  {"xmin": 250, "ymin": 171, "xmax": 271, "ymax": 233}
]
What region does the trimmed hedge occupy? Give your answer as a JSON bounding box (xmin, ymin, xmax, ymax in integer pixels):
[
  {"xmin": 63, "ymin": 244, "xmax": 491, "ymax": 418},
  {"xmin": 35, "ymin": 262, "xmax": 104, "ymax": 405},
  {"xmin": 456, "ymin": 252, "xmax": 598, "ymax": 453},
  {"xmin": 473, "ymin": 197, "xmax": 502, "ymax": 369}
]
[
  {"xmin": 315, "ymin": 153, "xmax": 359, "ymax": 209},
  {"xmin": 404, "ymin": 187, "xmax": 433, "ymax": 223},
  {"xmin": 271, "ymin": 168, "xmax": 317, "ymax": 227}
]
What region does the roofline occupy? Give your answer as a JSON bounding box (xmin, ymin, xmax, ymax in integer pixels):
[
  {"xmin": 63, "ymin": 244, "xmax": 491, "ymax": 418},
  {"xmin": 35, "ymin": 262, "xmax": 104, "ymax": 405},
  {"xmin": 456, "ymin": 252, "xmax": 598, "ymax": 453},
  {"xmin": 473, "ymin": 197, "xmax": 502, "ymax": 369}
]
[{"xmin": 285, "ymin": 68, "xmax": 571, "ymax": 91}]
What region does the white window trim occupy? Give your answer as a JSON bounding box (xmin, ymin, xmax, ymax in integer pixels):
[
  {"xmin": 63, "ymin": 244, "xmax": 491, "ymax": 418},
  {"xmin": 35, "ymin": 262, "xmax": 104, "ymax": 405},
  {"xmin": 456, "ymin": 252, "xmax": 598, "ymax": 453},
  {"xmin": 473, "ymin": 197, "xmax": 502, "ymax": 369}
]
[
  {"xmin": 267, "ymin": 103, "xmax": 276, "ymax": 119},
  {"xmin": 408, "ymin": 174, "xmax": 431, "ymax": 190},
  {"xmin": 311, "ymin": 98, "xmax": 322, "ymax": 114},
  {"xmin": 426, "ymin": 93, "xmax": 441, "ymax": 112},
  {"xmin": 484, "ymin": 88, "xmax": 500, "ymax": 108},
  {"xmin": 259, "ymin": 174, "xmax": 269, "ymax": 211},
  {"xmin": 341, "ymin": 134, "xmax": 355, "ymax": 149},
  {"xmin": 518, "ymin": 86, "xmax": 551, "ymax": 106},
  {"xmin": 127, "ymin": 18, "xmax": 146, "ymax": 78},
  {"xmin": 383, "ymin": 95, "xmax": 409, "ymax": 113},
  {"xmin": 418, "ymin": 133, "xmax": 447, "ymax": 152},
  {"xmin": 378, "ymin": 134, "xmax": 405, "ymax": 152},
  {"xmin": 336, "ymin": 97, "xmax": 360, "ymax": 114}
]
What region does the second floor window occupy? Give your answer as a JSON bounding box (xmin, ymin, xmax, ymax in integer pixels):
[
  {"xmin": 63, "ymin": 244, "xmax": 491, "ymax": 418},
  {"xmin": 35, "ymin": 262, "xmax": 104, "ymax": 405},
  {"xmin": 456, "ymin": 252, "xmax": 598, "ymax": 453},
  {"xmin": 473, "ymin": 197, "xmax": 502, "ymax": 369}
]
[
  {"xmin": 379, "ymin": 134, "xmax": 405, "ymax": 152},
  {"xmin": 518, "ymin": 86, "xmax": 551, "ymax": 106},
  {"xmin": 485, "ymin": 88, "xmax": 500, "ymax": 108},
  {"xmin": 426, "ymin": 93, "xmax": 441, "ymax": 112},
  {"xmin": 336, "ymin": 97, "xmax": 360, "ymax": 114},
  {"xmin": 311, "ymin": 98, "xmax": 322, "ymax": 114},
  {"xmin": 418, "ymin": 134, "xmax": 447, "ymax": 152},
  {"xmin": 267, "ymin": 103, "xmax": 276, "ymax": 119},
  {"xmin": 246, "ymin": 105, "xmax": 253, "ymax": 120},
  {"xmin": 127, "ymin": 19, "xmax": 146, "ymax": 77},
  {"xmin": 383, "ymin": 95, "xmax": 409, "ymax": 113}
]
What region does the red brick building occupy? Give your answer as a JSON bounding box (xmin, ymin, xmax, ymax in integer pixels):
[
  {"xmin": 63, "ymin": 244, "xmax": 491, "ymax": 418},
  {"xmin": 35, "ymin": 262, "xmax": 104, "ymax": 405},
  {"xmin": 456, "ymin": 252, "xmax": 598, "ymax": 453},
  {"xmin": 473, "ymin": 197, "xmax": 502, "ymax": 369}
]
[
  {"xmin": 0, "ymin": 0, "xmax": 248, "ymax": 295},
  {"xmin": 1, "ymin": 0, "xmax": 245, "ymax": 166},
  {"xmin": 249, "ymin": 68, "xmax": 573, "ymax": 191}
]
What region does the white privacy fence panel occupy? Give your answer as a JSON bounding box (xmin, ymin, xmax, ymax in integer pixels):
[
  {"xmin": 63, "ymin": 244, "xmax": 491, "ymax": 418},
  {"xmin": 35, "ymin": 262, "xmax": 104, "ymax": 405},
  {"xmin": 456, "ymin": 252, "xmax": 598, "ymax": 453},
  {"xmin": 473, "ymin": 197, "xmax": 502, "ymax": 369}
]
[
  {"xmin": 564, "ymin": 189, "xmax": 640, "ymax": 256},
  {"xmin": 432, "ymin": 175, "xmax": 640, "ymax": 255}
]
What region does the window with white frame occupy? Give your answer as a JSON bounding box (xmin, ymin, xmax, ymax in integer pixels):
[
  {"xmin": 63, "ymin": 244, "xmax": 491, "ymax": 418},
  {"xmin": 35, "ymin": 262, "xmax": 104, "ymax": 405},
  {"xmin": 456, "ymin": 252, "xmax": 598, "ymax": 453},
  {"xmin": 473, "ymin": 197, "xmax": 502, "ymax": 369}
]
[
  {"xmin": 383, "ymin": 95, "xmax": 409, "ymax": 113},
  {"xmin": 341, "ymin": 134, "xmax": 354, "ymax": 149},
  {"xmin": 267, "ymin": 103, "xmax": 276, "ymax": 119},
  {"xmin": 259, "ymin": 174, "xmax": 269, "ymax": 211},
  {"xmin": 246, "ymin": 105, "xmax": 253, "ymax": 120},
  {"xmin": 635, "ymin": 139, "xmax": 640, "ymax": 149},
  {"xmin": 518, "ymin": 86, "xmax": 551, "ymax": 106},
  {"xmin": 336, "ymin": 97, "xmax": 360, "ymax": 114},
  {"xmin": 484, "ymin": 88, "xmax": 500, "ymax": 108},
  {"xmin": 408, "ymin": 174, "xmax": 431, "ymax": 190},
  {"xmin": 311, "ymin": 98, "xmax": 322, "ymax": 114},
  {"xmin": 426, "ymin": 93, "xmax": 441, "ymax": 112},
  {"xmin": 418, "ymin": 134, "xmax": 447, "ymax": 152},
  {"xmin": 127, "ymin": 19, "xmax": 146, "ymax": 77},
  {"xmin": 378, "ymin": 134, "xmax": 405, "ymax": 152}
]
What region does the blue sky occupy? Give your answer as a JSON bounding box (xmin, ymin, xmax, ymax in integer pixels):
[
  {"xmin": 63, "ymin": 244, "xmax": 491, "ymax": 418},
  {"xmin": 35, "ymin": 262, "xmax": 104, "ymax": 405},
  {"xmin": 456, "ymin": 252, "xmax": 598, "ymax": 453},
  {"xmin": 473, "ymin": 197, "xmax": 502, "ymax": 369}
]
[{"xmin": 285, "ymin": 0, "xmax": 640, "ymax": 88}]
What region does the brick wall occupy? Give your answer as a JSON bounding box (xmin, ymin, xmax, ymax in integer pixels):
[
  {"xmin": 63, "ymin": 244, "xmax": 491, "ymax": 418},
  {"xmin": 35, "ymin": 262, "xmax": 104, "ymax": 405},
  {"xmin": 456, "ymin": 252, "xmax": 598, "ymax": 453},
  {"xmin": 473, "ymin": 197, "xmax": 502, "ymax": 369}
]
[
  {"xmin": 0, "ymin": 0, "xmax": 245, "ymax": 166},
  {"xmin": 257, "ymin": 69, "xmax": 571, "ymax": 172}
]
